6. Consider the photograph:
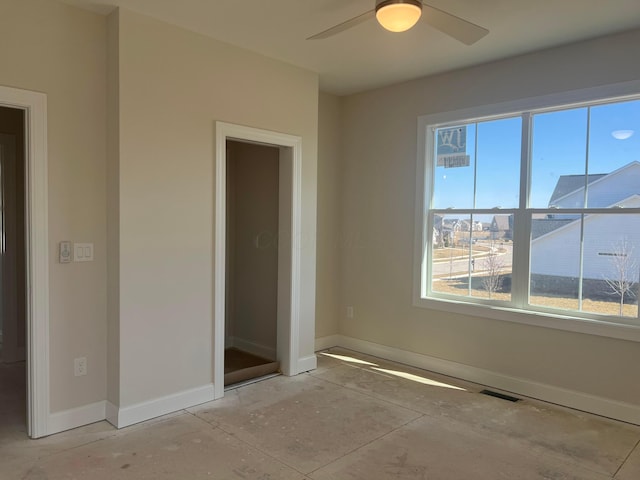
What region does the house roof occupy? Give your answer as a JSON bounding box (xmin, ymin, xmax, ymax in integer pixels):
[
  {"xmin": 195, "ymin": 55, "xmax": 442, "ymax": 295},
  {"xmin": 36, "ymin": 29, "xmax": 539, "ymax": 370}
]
[
  {"xmin": 491, "ymin": 215, "xmax": 512, "ymax": 231},
  {"xmin": 548, "ymin": 161, "xmax": 640, "ymax": 206},
  {"xmin": 531, "ymin": 218, "xmax": 576, "ymax": 239},
  {"xmin": 531, "ymin": 194, "xmax": 640, "ymax": 243},
  {"xmin": 548, "ymin": 174, "xmax": 606, "ymax": 206}
]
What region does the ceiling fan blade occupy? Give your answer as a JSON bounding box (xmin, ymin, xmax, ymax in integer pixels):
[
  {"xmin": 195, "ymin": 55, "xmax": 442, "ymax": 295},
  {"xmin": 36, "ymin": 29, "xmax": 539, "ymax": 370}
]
[
  {"xmin": 422, "ymin": 3, "xmax": 489, "ymax": 45},
  {"xmin": 307, "ymin": 10, "xmax": 375, "ymax": 40}
]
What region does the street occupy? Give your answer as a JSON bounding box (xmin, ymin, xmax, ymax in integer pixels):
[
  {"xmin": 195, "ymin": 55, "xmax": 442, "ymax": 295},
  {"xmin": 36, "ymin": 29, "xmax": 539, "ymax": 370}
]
[{"xmin": 432, "ymin": 243, "xmax": 513, "ymax": 278}]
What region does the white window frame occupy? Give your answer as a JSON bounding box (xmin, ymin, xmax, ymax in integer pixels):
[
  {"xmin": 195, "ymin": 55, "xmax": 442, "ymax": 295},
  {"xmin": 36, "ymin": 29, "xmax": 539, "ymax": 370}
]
[{"xmin": 414, "ymin": 80, "xmax": 640, "ymax": 343}]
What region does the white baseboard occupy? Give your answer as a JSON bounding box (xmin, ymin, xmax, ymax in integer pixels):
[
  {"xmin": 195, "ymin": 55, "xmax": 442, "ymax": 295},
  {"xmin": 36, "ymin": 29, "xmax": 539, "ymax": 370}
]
[
  {"xmin": 47, "ymin": 401, "xmax": 107, "ymax": 436},
  {"xmin": 230, "ymin": 337, "xmax": 277, "ymax": 360},
  {"xmin": 315, "ymin": 334, "xmax": 341, "ymax": 352},
  {"xmin": 315, "ymin": 334, "xmax": 640, "ymax": 426},
  {"xmin": 44, "ymin": 350, "xmax": 315, "ymax": 436},
  {"xmin": 297, "ymin": 354, "xmax": 318, "ymax": 373},
  {"xmin": 108, "ymin": 384, "xmax": 215, "ymax": 429},
  {"xmin": 105, "ymin": 401, "xmax": 118, "ymax": 426}
]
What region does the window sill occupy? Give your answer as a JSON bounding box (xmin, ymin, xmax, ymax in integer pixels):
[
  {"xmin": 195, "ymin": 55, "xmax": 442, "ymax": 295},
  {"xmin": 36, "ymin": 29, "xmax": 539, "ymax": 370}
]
[{"xmin": 414, "ymin": 296, "xmax": 640, "ymax": 342}]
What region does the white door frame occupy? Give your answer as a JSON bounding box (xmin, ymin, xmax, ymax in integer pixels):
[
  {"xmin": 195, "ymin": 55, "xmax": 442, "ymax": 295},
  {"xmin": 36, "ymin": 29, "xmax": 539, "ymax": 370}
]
[
  {"xmin": 0, "ymin": 85, "xmax": 49, "ymax": 438},
  {"xmin": 214, "ymin": 122, "xmax": 302, "ymax": 399}
]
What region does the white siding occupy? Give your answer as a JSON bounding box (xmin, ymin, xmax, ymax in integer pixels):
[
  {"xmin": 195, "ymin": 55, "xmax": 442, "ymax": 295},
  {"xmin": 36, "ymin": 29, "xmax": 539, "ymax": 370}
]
[
  {"xmin": 531, "ymin": 222, "xmax": 581, "ymax": 277},
  {"xmin": 531, "ymin": 196, "xmax": 640, "ymax": 280}
]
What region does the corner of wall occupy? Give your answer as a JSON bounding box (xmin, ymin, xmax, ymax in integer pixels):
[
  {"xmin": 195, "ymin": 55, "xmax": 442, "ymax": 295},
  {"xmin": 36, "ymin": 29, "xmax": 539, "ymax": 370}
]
[
  {"xmin": 316, "ymin": 91, "xmax": 344, "ymax": 339},
  {"xmin": 106, "ymin": 7, "xmax": 121, "ymax": 409}
]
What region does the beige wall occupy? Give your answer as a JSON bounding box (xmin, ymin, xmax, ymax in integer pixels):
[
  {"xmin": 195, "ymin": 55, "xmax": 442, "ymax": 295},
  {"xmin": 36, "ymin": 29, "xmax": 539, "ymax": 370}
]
[
  {"xmin": 316, "ymin": 92, "xmax": 342, "ymax": 338},
  {"xmin": 111, "ymin": 8, "xmax": 318, "ymax": 406},
  {"xmin": 226, "ymin": 140, "xmax": 279, "ymax": 358},
  {"xmin": 338, "ymin": 29, "xmax": 640, "ymax": 405},
  {"xmin": 0, "ymin": 0, "xmax": 107, "ymax": 412},
  {"xmin": 0, "ymin": 0, "xmax": 320, "ymax": 420}
]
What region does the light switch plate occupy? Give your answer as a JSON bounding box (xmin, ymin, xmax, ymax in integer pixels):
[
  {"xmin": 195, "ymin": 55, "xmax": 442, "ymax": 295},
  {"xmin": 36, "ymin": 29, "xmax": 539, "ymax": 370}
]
[
  {"xmin": 74, "ymin": 243, "xmax": 94, "ymax": 262},
  {"xmin": 59, "ymin": 241, "xmax": 72, "ymax": 263}
]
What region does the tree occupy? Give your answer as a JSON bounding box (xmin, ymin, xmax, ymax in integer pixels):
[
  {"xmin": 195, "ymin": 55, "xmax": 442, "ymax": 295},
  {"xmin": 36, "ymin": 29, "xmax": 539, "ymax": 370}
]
[
  {"xmin": 481, "ymin": 243, "xmax": 504, "ymax": 298},
  {"xmin": 604, "ymin": 239, "xmax": 638, "ymax": 316},
  {"xmin": 448, "ymin": 242, "xmax": 455, "ymax": 280}
]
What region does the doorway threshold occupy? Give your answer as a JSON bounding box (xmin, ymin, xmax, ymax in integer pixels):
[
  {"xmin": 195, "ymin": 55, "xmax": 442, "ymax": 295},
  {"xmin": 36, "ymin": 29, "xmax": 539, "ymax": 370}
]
[{"xmin": 224, "ymin": 372, "xmax": 281, "ymax": 392}]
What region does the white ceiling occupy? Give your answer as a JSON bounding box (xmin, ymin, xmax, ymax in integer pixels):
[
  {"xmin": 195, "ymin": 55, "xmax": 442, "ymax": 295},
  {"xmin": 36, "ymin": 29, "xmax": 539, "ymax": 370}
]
[{"xmin": 61, "ymin": 0, "xmax": 640, "ymax": 95}]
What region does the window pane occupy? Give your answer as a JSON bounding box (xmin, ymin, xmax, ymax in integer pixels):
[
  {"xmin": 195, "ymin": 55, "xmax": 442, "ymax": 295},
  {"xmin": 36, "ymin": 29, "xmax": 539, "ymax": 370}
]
[
  {"xmin": 587, "ymin": 99, "xmax": 640, "ymax": 208},
  {"xmin": 530, "ymin": 214, "xmax": 581, "ymax": 311},
  {"xmin": 433, "ymin": 119, "xmax": 521, "ymax": 209},
  {"xmin": 475, "ymin": 117, "xmax": 521, "ymax": 209},
  {"xmin": 432, "ymin": 124, "xmax": 476, "ymax": 209},
  {"xmin": 471, "ymin": 233, "xmax": 512, "ymax": 301},
  {"xmin": 582, "ymin": 213, "xmax": 640, "ymax": 318},
  {"xmin": 531, "ymin": 108, "xmax": 588, "ymax": 208},
  {"xmin": 431, "ymin": 214, "xmax": 473, "ymax": 296},
  {"xmin": 431, "ymin": 214, "xmax": 510, "ymax": 301}
]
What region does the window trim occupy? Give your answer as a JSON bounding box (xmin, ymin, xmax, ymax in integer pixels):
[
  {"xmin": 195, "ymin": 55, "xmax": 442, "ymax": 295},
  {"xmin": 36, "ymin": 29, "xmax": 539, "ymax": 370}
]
[{"xmin": 413, "ymin": 80, "xmax": 640, "ymax": 342}]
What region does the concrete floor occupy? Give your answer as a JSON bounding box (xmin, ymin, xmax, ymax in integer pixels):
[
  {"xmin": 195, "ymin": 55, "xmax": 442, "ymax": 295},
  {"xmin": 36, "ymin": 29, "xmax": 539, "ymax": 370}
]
[{"xmin": 1, "ymin": 347, "xmax": 639, "ymax": 479}]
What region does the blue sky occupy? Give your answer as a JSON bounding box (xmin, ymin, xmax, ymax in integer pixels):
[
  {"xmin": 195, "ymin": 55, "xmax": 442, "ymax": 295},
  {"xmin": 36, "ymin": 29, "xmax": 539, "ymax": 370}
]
[{"xmin": 432, "ymin": 98, "xmax": 640, "ymax": 211}]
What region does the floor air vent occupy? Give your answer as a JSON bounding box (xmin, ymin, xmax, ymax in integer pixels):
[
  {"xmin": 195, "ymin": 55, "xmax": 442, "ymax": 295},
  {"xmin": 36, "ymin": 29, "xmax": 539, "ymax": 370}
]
[{"xmin": 480, "ymin": 390, "xmax": 521, "ymax": 402}]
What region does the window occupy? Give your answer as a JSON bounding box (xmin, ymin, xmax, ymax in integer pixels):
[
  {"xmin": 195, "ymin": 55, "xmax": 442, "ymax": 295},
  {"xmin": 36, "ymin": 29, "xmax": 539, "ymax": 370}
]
[{"xmin": 417, "ymin": 89, "xmax": 640, "ymax": 334}]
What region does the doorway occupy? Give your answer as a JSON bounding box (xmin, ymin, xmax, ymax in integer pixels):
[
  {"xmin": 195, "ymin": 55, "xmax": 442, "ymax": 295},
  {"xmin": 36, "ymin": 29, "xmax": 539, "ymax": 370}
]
[
  {"xmin": 214, "ymin": 122, "xmax": 303, "ymax": 399},
  {"xmin": 0, "ymin": 85, "xmax": 48, "ymax": 439},
  {"xmin": 0, "ymin": 106, "xmax": 27, "ymax": 439},
  {"xmin": 224, "ymin": 140, "xmax": 280, "ymax": 386}
]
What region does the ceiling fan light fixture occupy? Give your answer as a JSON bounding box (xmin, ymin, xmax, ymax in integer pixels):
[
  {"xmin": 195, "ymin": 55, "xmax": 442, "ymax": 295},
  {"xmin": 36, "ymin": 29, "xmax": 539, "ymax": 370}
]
[
  {"xmin": 375, "ymin": 0, "xmax": 422, "ymax": 33},
  {"xmin": 612, "ymin": 129, "xmax": 634, "ymax": 140}
]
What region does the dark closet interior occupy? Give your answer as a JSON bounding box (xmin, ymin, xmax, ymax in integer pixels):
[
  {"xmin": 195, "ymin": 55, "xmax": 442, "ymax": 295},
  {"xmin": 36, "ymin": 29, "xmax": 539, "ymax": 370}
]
[
  {"xmin": 224, "ymin": 140, "xmax": 280, "ymax": 386},
  {"xmin": 0, "ymin": 106, "xmax": 27, "ymax": 436}
]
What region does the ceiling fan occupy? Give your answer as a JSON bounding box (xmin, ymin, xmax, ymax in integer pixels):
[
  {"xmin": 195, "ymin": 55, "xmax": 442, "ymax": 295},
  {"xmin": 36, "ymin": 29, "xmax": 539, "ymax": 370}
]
[{"xmin": 308, "ymin": 0, "xmax": 489, "ymax": 45}]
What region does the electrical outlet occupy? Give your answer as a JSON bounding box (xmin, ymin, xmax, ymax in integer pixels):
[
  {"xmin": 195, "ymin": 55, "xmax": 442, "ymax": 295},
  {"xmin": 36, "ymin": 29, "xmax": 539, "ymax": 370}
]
[
  {"xmin": 74, "ymin": 357, "xmax": 87, "ymax": 377},
  {"xmin": 346, "ymin": 306, "xmax": 354, "ymax": 319}
]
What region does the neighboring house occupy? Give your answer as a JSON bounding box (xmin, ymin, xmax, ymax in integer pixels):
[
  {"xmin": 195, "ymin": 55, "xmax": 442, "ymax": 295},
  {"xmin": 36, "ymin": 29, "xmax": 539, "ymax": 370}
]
[
  {"xmin": 433, "ymin": 216, "xmax": 483, "ymax": 246},
  {"xmin": 451, "ymin": 219, "xmax": 483, "ymax": 232},
  {"xmin": 453, "ymin": 219, "xmax": 470, "ymax": 232},
  {"xmin": 531, "ymin": 218, "xmax": 574, "ymax": 240},
  {"xmin": 530, "ymin": 161, "xmax": 640, "ymax": 282},
  {"xmin": 490, "ymin": 214, "xmax": 513, "ymax": 239},
  {"xmin": 549, "ymin": 161, "xmax": 640, "ymax": 209},
  {"xmin": 548, "ymin": 173, "xmax": 607, "ymax": 208},
  {"xmin": 433, "ymin": 215, "xmax": 457, "ymax": 246}
]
